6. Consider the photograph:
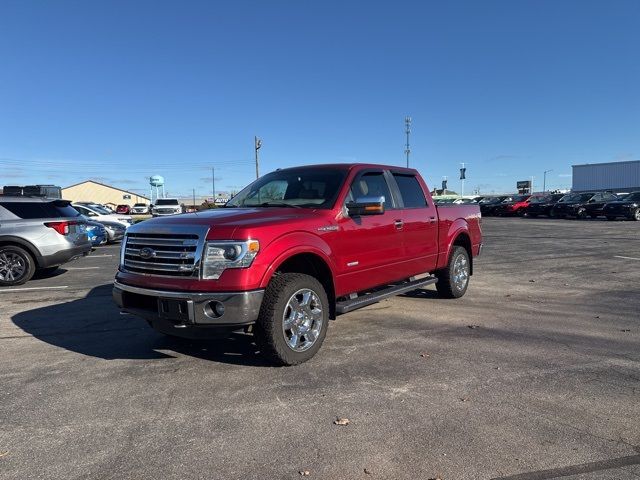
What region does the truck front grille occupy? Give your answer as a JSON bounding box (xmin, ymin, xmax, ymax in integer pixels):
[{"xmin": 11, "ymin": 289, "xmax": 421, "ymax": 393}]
[{"xmin": 123, "ymin": 233, "xmax": 201, "ymax": 276}]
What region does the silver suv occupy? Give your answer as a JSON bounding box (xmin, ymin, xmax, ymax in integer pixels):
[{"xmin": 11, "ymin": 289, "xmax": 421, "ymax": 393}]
[{"xmin": 0, "ymin": 197, "xmax": 92, "ymax": 286}]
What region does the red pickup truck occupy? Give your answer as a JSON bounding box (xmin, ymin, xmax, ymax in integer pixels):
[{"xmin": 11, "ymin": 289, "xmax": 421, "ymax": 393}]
[{"xmin": 113, "ymin": 164, "xmax": 482, "ymax": 365}]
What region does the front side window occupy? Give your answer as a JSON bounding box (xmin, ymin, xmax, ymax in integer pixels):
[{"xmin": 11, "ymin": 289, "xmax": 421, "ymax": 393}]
[
  {"xmin": 393, "ymin": 174, "xmax": 427, "ymax": 208},
  {"xmin": 347, "ymin": 172, "xmax": 393, "ymax": 207}
]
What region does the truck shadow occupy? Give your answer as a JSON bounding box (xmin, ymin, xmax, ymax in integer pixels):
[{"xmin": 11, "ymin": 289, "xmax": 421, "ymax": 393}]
[{"xmin": 11, "ymin": 284, "xmax": 269, "ymax": 367}]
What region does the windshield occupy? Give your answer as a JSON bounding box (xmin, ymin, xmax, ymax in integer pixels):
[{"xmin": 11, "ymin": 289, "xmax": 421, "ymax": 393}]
[
  {"xmin": 559, "ymin": 193, "xmax": 593, "ymax": 203},
  {"xmin": 133, "ymin": 203, "xmax": 146, "ymax": 207},
  {"xmin": 155, "ymin": 199, "xmax": 179, "ymax": 206},
  {"xmin": 529, "ymin": 195, "xmax": 553, "ymax": 203},
  {"xmin": 226, "ymin": 168, "xmax": 347, "ymax": 209}
]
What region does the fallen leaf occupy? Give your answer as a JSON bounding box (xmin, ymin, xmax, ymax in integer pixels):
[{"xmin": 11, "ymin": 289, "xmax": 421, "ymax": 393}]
[
  {"xmin": 529, "ymin": 279, "xmax": 536, "ymax": 283},
  {"xmin": 621, "ymin": 329, "xmax": 631, "ymax": 332},
  {"xmin": 467, "ymin": 325, "xmax": 480, "ymax": 329},
  {"xmin": 420, "ymin": 353, "xmax": 430, "ymax": 358},
  {"xmin": 460, "ymin": 397, "xmax": 470, "ymax": 402},
  {"xmin": 299, "ymin": 470, "xmax": 310, "ymax": 476},
  {"xmin": 0, "ymin": 451, "xmax": 8, "ymax": 458},
  {"xmin": 504, "ymin": 294, "xmax": 511, "ymax": 297},
  {"xmin": 334, "ymin": 418, "xmax": 350, "ymax": 426},
  {"xmin": 364, "ymin": 468, "xmax": 373, "ymax": 475},
  {"xmin": 595, "ymin": 315, "xmax": 600, "ymax": 318}
]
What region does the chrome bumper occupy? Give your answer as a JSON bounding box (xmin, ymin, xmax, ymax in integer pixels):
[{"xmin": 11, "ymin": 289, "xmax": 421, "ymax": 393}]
[{"xmin": 113, "ymin": 280, "xmax": 264, "ymax": 327}]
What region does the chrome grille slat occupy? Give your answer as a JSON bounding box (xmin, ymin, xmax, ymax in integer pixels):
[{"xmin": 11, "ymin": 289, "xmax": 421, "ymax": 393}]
[
  {"xmin": 124, "ymin": 259, "xmax": 192, "ymax": 271},
  {"xmin": 125, "ymin": 248, "xmax": 195, "ymax": 260},
  {"xmin": 126, "ymin": 238, "xmax": 197, "ymax": 247}
]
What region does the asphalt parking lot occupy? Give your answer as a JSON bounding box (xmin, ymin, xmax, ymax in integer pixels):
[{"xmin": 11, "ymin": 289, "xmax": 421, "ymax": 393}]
[{"xmin": 1, "ymin": 218, "xmax": 639, "ymax": 480}]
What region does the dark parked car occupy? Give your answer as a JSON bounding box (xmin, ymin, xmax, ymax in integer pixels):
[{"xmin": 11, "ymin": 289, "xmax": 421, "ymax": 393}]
[
  {"xmin": 525, "ymin": 193, "xmax": 566, "ymax": 217},
  {"xmin": 550, "ymin": 192, "xmax": 619, "ymax": 219},
  {"xmin": 479, "ymin": 196, "xmax": 511, "ymax": 216},
  {"xmin": 603, "ymin": 191, "xmax": 640, "ymax": 221}
]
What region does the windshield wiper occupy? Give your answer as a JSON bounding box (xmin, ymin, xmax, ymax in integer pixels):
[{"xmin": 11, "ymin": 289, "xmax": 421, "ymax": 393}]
[{"xmin": 258, "ymin": 202, "xmax": 302, "ymax": 208}]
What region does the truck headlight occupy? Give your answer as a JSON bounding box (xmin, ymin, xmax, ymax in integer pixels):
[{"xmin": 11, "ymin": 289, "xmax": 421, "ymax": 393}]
[{"xmin": 202, "ymin": 240, "xmax": 260, "ymax": 279}]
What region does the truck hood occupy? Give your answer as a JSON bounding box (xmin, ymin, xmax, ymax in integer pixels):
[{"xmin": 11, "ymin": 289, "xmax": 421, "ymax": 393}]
[{"xmin": 136, "ymin": 207, "xmax": 327, "ymax": 229}]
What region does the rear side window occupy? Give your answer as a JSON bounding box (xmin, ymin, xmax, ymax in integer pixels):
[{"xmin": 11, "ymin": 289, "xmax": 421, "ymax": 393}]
[
  {"xmin": 0, "ymin": 201, "xmax": 81, "ymax": 219},
  {"xmin": 393, "ymin": 174, "xmax": 427, "ymax": 208}
]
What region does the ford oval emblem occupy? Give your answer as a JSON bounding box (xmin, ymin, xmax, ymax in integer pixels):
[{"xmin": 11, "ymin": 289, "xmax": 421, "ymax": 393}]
[{"xmin": 139, "ymin": 247, "xmax": 156, "ymax": 259}]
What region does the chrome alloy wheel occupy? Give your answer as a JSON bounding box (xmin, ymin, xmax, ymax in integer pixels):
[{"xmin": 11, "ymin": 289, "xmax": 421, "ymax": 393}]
[
  {"xmin": 452, "ymin": 253, "xmax": 469, "ymax": 291},
  {"xmin": 0, "ymin": 251, "xmax": 27, "ymax": 282},
  {"xmin": 282, "ymin": 288, "xmax": 324, "ymax": 352}
]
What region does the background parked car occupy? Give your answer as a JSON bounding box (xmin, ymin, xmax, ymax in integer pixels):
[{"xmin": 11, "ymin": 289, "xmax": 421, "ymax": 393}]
[
  {"xmin": 84, "ymin": 220, "xmax": 108, "ymax": 246},
  {"xmin": 479, "ymin": 196, "xmax": 511, "ymax": 216},
  {"xmin": 551, "ymin": 192, "xmax": 618, "ymax": 219},
  {"xmin": 115, "ymin": 204, "xmax": 131, "ymax": 214},
  {"xmin": 151, "ymin": 198, "xmax": 183, "ymax": 216},
  {"xmin": 0, "ymin": 197, "xmax": 91, "ymax": 286},
  {"xmin": 603, "ymin": 191, "xmax": 640, "ymax": 221},
  {"xmin": 495, "ymin": 194, "xmax": 531, "ymax": 216},
  {"xmin": 525, "ymin": 193, "xmax": 566, "ymax": 217},
  {"xmin": 130, "ymin": 203, "xmax": 149, "ymax": 214},
  {"xmin": 72, "ymin": 203, "xmax": 133, "ymax": 227},
  {"xmin": 100, "ymin": 221, "xmax": 126, "ymax": 243}
]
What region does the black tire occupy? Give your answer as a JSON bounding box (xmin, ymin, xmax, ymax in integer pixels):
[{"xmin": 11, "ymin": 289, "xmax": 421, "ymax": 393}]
[
  {"xmin": 435, "ymin": 246, "xmax": 470, "ymax": 299},
  {"xmin": 606, "ymin": 216, "xmax": 616, "ymax": 221},
  {"xmin": 576, "ymin": 208, "xmax": 587, "ymax": 220},
  {"xmin": 528, "ymin": 213, "xmax": 538, "ymax": 218},
  {"xmin": 0, "ymin": 245, "xmax": 36, "ymax": 286},
  {"xmin": 254, "ymin": 273, "xmax": 329, "ymax": 366},
  {"xmin": 632, "ymin": 209, "xmax": 640, "ymax": 221}
]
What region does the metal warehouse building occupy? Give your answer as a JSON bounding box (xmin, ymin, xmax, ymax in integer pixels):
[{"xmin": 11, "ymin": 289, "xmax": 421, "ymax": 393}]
[
  {"xmin": 572, "ymin": 160, "xmax": 640, "ymax": 193},
  {"xmin": 62, "ymin": 180, "xmax": 150, "ymax": 209}
]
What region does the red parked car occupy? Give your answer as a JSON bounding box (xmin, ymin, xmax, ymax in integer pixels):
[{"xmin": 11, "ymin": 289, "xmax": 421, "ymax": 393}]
[
  {"xmin": 115, "ymin": 204, "xmax": 131, "ymax": 214},
  {"xmin": 494, "ymin": 194, "xmax": 532, "ymax": 216},
  {"xmin": 113, "ymin": 163, "xmax": 482, "ymax": 365}
]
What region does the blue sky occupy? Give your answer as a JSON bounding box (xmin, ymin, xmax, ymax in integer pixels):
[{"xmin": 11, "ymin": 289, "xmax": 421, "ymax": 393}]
[{"xmin": 1, "ymin": 0, "xmax": 639, "ymax": 196}]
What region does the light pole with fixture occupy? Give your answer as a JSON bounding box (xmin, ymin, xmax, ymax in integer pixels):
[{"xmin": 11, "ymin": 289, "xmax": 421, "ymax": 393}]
[{"xmin": 543, "ymin": 169, "xmax": 553, "ymax": 192}]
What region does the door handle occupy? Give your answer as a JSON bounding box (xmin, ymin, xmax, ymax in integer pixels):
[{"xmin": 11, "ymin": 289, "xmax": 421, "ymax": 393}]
[
  {"xmin": 394, "ymin": 219, "xmax": 404, "ymax": 230},
  {"xmin": 429, "ymin": 216, "xmax": 437, "ymax": 224}
]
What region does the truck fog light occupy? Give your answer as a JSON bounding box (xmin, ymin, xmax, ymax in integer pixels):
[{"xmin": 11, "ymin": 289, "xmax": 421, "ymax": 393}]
[{"xmin": 204, "ymin": 301, "xmax": 225, "ymax": 318}]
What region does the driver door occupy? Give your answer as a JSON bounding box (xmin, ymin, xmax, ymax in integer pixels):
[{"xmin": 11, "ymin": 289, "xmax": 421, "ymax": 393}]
[{"xmin": 335, "ymin": 170, "xmax": 405, "ymax": 295}]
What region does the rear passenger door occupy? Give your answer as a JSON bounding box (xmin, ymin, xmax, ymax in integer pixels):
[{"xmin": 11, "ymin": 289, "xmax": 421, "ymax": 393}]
[{"xmin": 390, "ymin": 172, "xmax": 439, "ymax": 274}]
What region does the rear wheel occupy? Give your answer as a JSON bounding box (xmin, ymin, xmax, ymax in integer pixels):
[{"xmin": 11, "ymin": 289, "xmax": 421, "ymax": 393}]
[
  {"xmin": 435, "ymin": 246, "xmax": 470, "ymax": 299},
  {"xmin": 254, "ymin": 273, "xmax": 329, "ymax": 366},
  {"xmin": 632, "ymin": 209, "xmax": 640, "ymax": 221},
  {"xmin": 0, "ymin": 246, "xmax": 36, "ymax": 286},
  {"xmin": 576, "ymin": 208, "xmax": 587, "ymax": 219}
]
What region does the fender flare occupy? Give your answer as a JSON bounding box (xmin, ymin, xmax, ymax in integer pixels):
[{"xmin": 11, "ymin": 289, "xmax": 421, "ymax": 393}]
[
  {"xmin": 0, "ymin": 236, "xmax": 43, "ymax": 266},
  {"xmin": 258, "ymin": 232, "xmax": 337, "ymax": 289}
]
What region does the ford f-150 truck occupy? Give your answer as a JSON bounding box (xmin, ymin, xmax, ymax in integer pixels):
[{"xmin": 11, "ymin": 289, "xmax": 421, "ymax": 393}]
[{"xmin": 113, "ymin": 164, "xmax": 482, "ymax": 365}]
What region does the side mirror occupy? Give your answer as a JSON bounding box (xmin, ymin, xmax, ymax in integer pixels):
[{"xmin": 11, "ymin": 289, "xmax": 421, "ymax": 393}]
[{"xmin": 346, "ymin": 196, "xmax": 385, "ymax": 216}]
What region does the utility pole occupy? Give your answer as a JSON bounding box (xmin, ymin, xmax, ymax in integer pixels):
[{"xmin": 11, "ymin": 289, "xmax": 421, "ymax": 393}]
[
  {"xmin": 254, "ymin": 136, "xmax": 262, "ymax": 179},
  {"xmin": 460, "ymin": 163, "xmax": 466, "ymax": 197},
  {"xmin": 404, "ymin": 116, "xmax": 411, "ymax": 168},
  {"xmin": 543, "ymin": 169, "xmax": 553, "ymax": 192}
]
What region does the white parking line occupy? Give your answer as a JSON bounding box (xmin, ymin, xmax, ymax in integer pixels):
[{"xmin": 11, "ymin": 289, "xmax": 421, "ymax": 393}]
[
  {"xmin": 614, "ymin": 255, "xmax": 640, "ymax": 261},
  {"xmin": 0, "ymin": 286, "xmax": 69, "ymax": 293},
  {"xmin": 65, "ymin": 267, "xmax": 101, "ymax": 270}
]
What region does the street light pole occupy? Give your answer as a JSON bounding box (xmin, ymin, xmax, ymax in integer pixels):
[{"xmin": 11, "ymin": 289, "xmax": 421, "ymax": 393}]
[
  {"xmin": 404, "ymin": 116, "xmax": 411, "ymax": 168},
  {"xmin": 543, "ymin": 169, "xmax": 553, "ymax": 192},
  {"xmin": 254, "ymin": 136, "xmax": 262, "ymax": 179}
]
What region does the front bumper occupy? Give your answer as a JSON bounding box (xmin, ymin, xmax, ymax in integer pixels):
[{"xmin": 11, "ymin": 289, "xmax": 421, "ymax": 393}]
[{"xmin": 113, "ymin": 281, "xmax": 264, "ymax": 331}]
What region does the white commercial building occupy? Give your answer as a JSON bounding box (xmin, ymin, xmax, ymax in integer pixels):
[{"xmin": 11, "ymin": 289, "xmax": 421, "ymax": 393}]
[{"xmin": 572, "ymin": 160, "xmax": 640, "ymax": 193}]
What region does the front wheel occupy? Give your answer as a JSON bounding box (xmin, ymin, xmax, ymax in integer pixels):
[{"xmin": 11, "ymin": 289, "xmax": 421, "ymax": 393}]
[
  {"xmin": 632, "ymin": 209, "xmax": 640, "ymax": 221},
  {"xmin": 435, "ymin": 246, "xmax": 470, "ymax": 299},
  {"xmin": 254, "ymin": 273, "xmax": 329, "ymax": 366},
  {"xmin": 0, "ymin": 245, "xmax": 36, "ymax": 286}
]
